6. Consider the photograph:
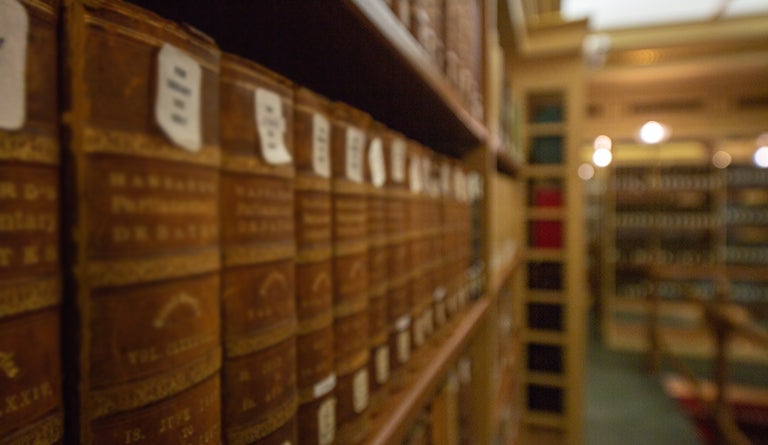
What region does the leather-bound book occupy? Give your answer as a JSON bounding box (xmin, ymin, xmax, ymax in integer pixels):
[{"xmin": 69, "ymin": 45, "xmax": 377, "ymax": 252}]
[
  {"xmin": 293, "ymin": 86, "xmax": 337, "ymax": 445},
  {"xmin": 420, "ymin": 150, "xmax": 440, "ymax": 341},
  {"xmin": 0, "ymin": 1, "xmax": 63, "ymax": 443},
  {"xmin": 453, "ymin": 164, "xmax": 472, "ymax": 310},
  {"xmin": 406, "ymin": 141, "xmax": 430, "ymax": 354},
  {"xmin": 364, "ymin": 122, "xmax": 390, "ymax": 414},
  {"xmin": 61, "ymin": 1, "xmax": 221, "ymax": 442},
  {"xmin": 436, "ymin": 156, "xmax": 454, "ymax": 326},
  {"xmin": 383, "ymin": 132, "xmax": 410, "ymax": 391},
  {"xmin": 219, "ymin": 53, "xmax": 297, "ymax": 445},
  {"xmin": 330, "ymin": 102, "xmax": 370, "ymax": 445}
]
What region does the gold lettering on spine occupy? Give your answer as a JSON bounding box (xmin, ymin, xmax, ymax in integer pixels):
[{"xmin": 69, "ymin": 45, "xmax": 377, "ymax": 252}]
[
  {"xmin": 0, "ymin": 277, "xmax": 59, "ymax": 317},
  {"xmin": 0, "ymin": 351, "xmax": 20, "ymax": 378},
  {"xmin": 82, "ymin": 126, "xmax": 220, "ymax": 167},
  {"xmin": 90, "ymin": 348, "xmax": 221, "ymax": 419},
  {"xmin": 0, "ymin": 381, "xmax": 54, "ymax": 417},
  {"xmin": 2, "ymin": 412, "xmax": 63, "ymax": 444},
  {"xmin": 0, "ymin": 133, "xmax": 58, "ymax": 164},
  {"xmin": 87, "ymin": 250, "xmax": 219, "ymax": 287},
  {"xmin": 226, "ymin": 394, "xmax": 298, "ymax": 445}
]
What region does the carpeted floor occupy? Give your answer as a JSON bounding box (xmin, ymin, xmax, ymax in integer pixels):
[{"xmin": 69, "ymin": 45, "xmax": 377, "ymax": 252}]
[{"xmin": 586, "ymin": 319, "xmax": 704, "ymax": 445}]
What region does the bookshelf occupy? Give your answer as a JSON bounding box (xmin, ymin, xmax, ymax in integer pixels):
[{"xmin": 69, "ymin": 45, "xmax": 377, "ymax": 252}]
[
  {"xmin": 109, "ymin": 0, "xmax": 519, "ymax": 444},
  {"xmin": 512, "ymin": 54, "xmax": 588, "ymax": 445}
]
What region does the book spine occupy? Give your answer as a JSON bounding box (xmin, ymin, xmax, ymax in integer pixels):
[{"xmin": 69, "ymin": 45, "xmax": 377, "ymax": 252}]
[
  {"xmin": 293, "ymin": 86, "xmax": 337, "ymax": 445},
  {"xmin": 365, "ymin": 123, "xmax": 390, "ymax": 414},
  {"xmin": 331, "ymin": 103, "xmax": 370, "ymax": 445},
  {"xmin": 0, "ymin": 1, "xmax": 63, "ymax": 443},
  {"xmin": 219, "ymin": 54, "xmax": 298, "ymax": 445},
  {"xmin": 384, "ymin": 133, "xmax": 411, "ymax": 390},
  {"xmin": 62, "ymin": 1, "xmax": 221, "ymax": 442},
  {"xmin": 407, "ymin": 142, "xmax": 430, "ymax": 353}
]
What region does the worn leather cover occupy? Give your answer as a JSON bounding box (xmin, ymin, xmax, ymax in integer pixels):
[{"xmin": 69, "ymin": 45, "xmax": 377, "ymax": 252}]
[
  {"xmin": 383, "ymin": 132, "xmax": 411, "ymax": 389},
  {"xmin": 219, "ymin": 53, "xmax": 297, "ymax": 445},
  {"xmin": 61, "ymin": 1, "xmax": 221, "ymax": 442},
  {"xmin": 293, "ymin": 86, "xmax": 337, "ymax": 445},
  {"xmin": 407, "ymin": 141, "xmax": 431, "ymax": 353},
  {"xmin": 0, "ymin": 1, "xmax": 63, "ymax": 444},
  {"xmin": 331, "ymin": 102, "xmax": 370, "ymax": 444},
  {"xmin": 364, "ymin": 122, "xmax": 389, "ymax": 413}
]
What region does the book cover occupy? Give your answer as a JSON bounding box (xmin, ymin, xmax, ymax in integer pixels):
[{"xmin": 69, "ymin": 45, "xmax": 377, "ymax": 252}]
[
  {"xmin": 61, "ymin": 1, "xmax": 221, "ymax": 442},
  {"xmin": 293, "ymin": 86, "xmax": 337, "ymax": 445},
  {"xmin": 330, "ymin": 102, "xmax": 370, "ymax": 445},
  {"xmin": 0, "ymin": 1, "xmax": 63, "ymax": 443},
  {"xmin": 219, "ymin": 53, "xmax": 298, "ymax": 445}
]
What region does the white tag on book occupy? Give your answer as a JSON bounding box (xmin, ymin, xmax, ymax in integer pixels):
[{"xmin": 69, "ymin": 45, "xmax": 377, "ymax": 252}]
[
  {"xmin": 352, "ymin": 368, "xmax": 369, "ymax": 413},
  {"xmin": 317, "ymin": 397, "xmax": 336, "ymax": 445},
  {"xmin": 397, "ymin": 330, "xmax": 411, "ymax": 364},
  {"xmin": 391, "ymin": 138, "xmax": 406, "ymax": 183},
  {"xmin": 345, "ymin": 127, "xmax": 364, "ymax": 182},
  {"xmin": 313, "ymin": 373, "xmax": 336, "ymax": 399},
  {"xmin": 375, "ymin": 345, "xmax": 390, "ymax": 384},
  {"xmin": 409, "ymin": 155, "xmax": 423, "ymax": 192},
  {"xmin": 155, "ymin": 43, "xmax": 202, "ymax": 151},
  {"xmin": 0, "ymin": 0, "xmax": 29, "ymax": 130},
  {"xmin": 312, "ymin": 113, "xmax": 330, "ymax": 177},
  {"xmin": 255, "ymin": 88, "xmax": 291, "ymax": 164},
  {"xmin": 368, "ymin": 137, "xmax": 386, "ymax": 187}
]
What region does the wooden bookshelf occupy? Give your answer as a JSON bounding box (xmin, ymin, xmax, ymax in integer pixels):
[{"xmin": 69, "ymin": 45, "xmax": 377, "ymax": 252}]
[
  {"xmin": 128, "ymin": 0, "xmax": 488, "ymax": 155},
  {"xmin": 363, "ymin": 297, "xmax": 491, "ymax": 445}
]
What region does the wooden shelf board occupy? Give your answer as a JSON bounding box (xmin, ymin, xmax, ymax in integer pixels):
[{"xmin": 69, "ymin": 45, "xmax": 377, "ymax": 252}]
[
  {"xmin": 526, "ymin": 291, "xmax": 564, "ymax": 303},
  {"xmin": 527, "ymin": 207, "xmax": 565, "ymax": 219},
  {"xmin": 494, "ymin": 144, "xmax": 522, "ymax": 176},
  {"xmin": 524, "ymin": 371, "xmax": 566, "ymax": 387},
  {"xmin": 126, "ymin": 0, "xmax": 487, "ymax": 155},
  {"xmin": 523, "ymin": 329, "xmax": 565, "ymax": 345},
  {"xmin": 525, "ymin": 248, "xmax": 565, "ymax": 262},
  {"xmin": 490, "ymin": 248, "xmax": 523, "ymax": 296},
  {"xmin": 521, "ymin": 411, "xmax": 565, "ymax": 429},
  {"xmin": 528, "ymin": 122, "xmax": 565, "ymax": 136},
  {"xmin": 362, "ymin": 297, "xmax": 491, "ymax": 445},
  {"xmin": 523, "ymin": 164, "xmax": 567, "ymax": 178}
]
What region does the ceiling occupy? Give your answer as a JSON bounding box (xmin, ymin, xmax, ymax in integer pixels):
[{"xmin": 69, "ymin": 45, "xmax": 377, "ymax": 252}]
[{"xmin": 561, "ymin": 0, "xmax": 768, "ymax": 30}]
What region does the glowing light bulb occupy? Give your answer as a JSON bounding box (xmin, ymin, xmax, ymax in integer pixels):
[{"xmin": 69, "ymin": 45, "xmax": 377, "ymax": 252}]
[
  {"xmin": 754, "ymin": 146, "xmax": 768, "ymax": 168},
  {"xmin": 712, "ymin": 151, "xmax": 732, "ymax": 169},
  {"xmin": 578, "ymin": 163, "xmax": 595, "ymax": 180},
  {"xmin": 594, "ymin": 135, "xmax": 612, "ymax": 151},
  {"xmin": 639, "ymin": 121, "xmax": 666, "ymax": 144},
  {"xmin": 593, "ymin": 148, "xmax": 612, "ymax": 167}
]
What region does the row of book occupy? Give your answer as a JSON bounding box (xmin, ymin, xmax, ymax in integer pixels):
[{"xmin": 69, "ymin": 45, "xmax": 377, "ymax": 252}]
[
  {"xmin": 0, "ymin": 0, "xmax": 484, "ymax": 444},
  {"xmin": 384, "ymin": 0, "xmax": 484, "ymax": 121}
]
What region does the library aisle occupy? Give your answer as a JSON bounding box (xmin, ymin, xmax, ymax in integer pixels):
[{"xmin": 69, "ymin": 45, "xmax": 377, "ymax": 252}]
[{"xmin": 585, "ymin": 315, "xmax": 702, "ymax": 445}]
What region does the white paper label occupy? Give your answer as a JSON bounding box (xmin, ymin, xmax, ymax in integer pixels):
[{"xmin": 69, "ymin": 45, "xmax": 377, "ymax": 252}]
[
  {"xmin": 313, "ymin": 373, "xmax": 336, "ymax": 399},
  {"xmin": 155, "ymin": 43, "xmax": 202, "ymax": 151},
  {"xmin": 440, "ymin": 162, "xmax": 452, "ymax": 195},
  {"xmin": 424, "ymin": 309, "xmax": 434, "ymax": 336},
  {"xmin": 312, "ymin": 113, "xmax": 331, "ymax": 177},
  {"xmin": 345, "ymin": 127, "xmax": 364, "ymax": 182},
  {"xmin": 409, "ymin": 155, "xmax": 423, "ymax": 192},
  {"xmin": 397, "ymin": 330, "xmax": 411, "ymax": 364},
  {"xmin": 0, "ymin": 0, "xmax": 28, "ymax": 130},
  {"xmin": 318, "ymin": 397, "xmax": 336, "ymax": 445},
  {"xmin": 433, "ymin": 286, "xmax": 446, "ymax": 302},
  {"xmin": 395, "ymin": 315, "xmax": 411, "ymax": 332},
  {"xmin": 458, "ymin": 357, "xmax": 472, "ymax": 384},
  {"xmin": 436, "ymin": 302, "xmax": 447, "ymax": 326},
  {"xmin": 413, "ymin": 317, "xmax": 424, "ymax": 347},
  {"xmin": 255, "ymin": 88, "xmax": 291, "ymax": 164},
  {"xmin": 454, "ymin": 169, "xmax": 466, "ymax": 202},
  {"xmin": 391, "ymin": 138, "xmax": 406, "ymax": 183},
  {"xmin": 375, "ymin": 345, "xmax": 390, "ymax": 384},
  {"xmin": 368, "ymin": 137, "xmax": 386, "ymax": 187},
  {"xmin": 352, "ymin": 369, "xmax": 369, "ymax": 413}
]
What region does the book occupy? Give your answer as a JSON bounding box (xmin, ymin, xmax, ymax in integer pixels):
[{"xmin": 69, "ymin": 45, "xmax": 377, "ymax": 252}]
[
  {"xmin": 219, "ymin": 53, "xmax": 298, "ymax": 445},
  {"xmin": 383, "ymin": 132, "xmax": 411, "ymax": 390},
  {"xmin": 407, "ymin": 141, "xmax": 430, "ymax": 352},
  {"xmin": 0, "ymin": 1, "xmax": 63, "ymax": 443},
  {"xmin": 365, "ymin": 121, "xmax": 390, "ymax": 414},
  {"xmin": 293, "ymin": 86, "xmax": 337, "ymax": 445},
  {"xmin": 61, "ymin": 1, "xmax": 221, "ymax": 442},
  {"xmin": 330, "ymin": 102, "xmax": 370, "ymax": 444}
]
